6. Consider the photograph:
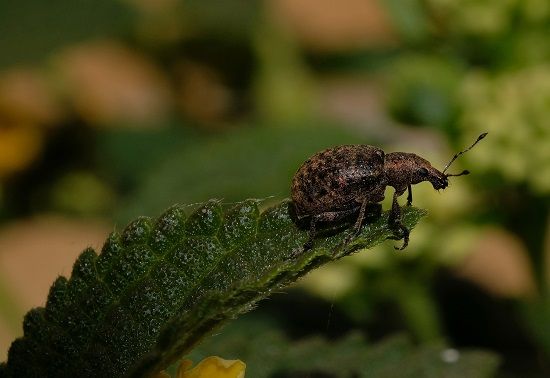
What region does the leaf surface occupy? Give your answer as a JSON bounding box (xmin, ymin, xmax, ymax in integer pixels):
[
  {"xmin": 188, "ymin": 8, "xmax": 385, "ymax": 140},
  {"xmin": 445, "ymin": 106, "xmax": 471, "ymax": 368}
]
[{"xmin": 1, "ymin": 200, "xmax": 425, "ymax": 377}]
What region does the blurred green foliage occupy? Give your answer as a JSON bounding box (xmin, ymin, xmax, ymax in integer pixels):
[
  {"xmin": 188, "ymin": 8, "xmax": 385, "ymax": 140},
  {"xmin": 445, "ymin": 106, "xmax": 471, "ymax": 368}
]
[
  {"xmin": 0, "ymin": 0, "xmax": 549, "ymax": 376},
  {"xmin": 187, "ymin": 314, "xmax": 500, "ymax": 378},
  {"xmin": 384, "ymin": 54, "xmax": 463, "ymax": 131},
  {"xmin": 0, "ymin": 0, "xmax": 135, "ymax": 68},
  {"xmin": 116, "ymin": 123, "xmax": 366, "ymax": 222},
  {"xmin": 460, "ymin": 65, "xmax": 550, "ymax": 193}
]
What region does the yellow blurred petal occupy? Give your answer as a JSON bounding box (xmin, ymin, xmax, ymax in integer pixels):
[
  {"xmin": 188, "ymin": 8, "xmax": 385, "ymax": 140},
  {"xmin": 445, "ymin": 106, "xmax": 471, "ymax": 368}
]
[
  {"xmin": 177, "ymin": 356, "xmax": 246, "ymax": 378},
  {"xmin": 0, "ymin": 124, "xmax": 43, "ymax": 177}
]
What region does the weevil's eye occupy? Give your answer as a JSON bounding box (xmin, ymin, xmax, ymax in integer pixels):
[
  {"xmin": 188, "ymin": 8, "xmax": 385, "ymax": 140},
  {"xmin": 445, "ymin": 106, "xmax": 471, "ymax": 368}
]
[{"xmin": 418, "ymin": 167, "xmax": 429, "ymax": 176}]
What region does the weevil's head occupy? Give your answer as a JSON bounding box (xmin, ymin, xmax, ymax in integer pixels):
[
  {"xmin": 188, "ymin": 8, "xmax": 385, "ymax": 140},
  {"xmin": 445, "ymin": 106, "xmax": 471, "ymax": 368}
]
[
  {"xmin": 384, "ymin": 133, "xmax": 485, "ymax": 193},
  {"xmin": 384, "ymin": 152, "xmax": 455, "ymax": 191}
]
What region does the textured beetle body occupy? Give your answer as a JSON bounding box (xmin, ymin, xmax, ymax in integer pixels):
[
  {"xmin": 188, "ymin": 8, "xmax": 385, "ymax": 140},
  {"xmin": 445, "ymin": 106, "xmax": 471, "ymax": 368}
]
[
  {"xmin": 292, "ymin": 145, "xmax": 386, "ymax": 220},
  {"xmin": 291, "ymin": 134, "xmax": 486, "ymax": 252}
]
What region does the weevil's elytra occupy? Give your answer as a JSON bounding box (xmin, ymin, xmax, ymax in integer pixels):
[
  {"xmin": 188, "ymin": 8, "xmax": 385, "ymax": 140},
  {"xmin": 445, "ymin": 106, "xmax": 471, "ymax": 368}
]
[
  {"xmin": 291, "ymin": 133, "xmax": 487, "ymax": 252},
  {"xmin": 292, "ymin": 145, "xmax": 385, "ymax": 216}
]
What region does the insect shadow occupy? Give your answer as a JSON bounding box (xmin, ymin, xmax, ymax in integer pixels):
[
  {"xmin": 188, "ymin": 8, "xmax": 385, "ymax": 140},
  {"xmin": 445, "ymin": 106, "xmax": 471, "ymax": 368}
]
[{"xmin": 288, "ymin": 202, "xmax": 382, "ymax": 240}]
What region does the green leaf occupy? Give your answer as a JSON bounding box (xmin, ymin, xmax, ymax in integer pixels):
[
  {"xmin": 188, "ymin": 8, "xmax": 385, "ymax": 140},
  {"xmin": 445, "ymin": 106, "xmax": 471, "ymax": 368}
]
[{"xmin": 1, "ymin": 200, "xmax": 425, "ymax": 377}]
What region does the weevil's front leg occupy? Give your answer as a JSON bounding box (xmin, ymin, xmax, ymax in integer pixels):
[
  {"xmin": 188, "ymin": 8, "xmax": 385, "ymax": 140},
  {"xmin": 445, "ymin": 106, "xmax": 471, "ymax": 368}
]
[
  {"xmin": 389, "ymin": 190, "xmax": 409, "ymax": 250},
  {"xmin": 406, "ymin": 185, "xmax": 413, "ymax": 206}
]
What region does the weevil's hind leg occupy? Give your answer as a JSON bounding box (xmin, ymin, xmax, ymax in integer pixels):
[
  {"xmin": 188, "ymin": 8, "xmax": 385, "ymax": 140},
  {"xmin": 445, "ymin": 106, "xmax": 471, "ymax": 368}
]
[
  {"xmin": 297, "ymin": 207, "xmax": 360, "ymax": 256},
  {"xmin": 389, "ymin": 191, "xmax": 409, "ymax": 250},
  {"xmin": 302, "ymin": 215, "xmax": 318, "ymax": 252},
  {"xmin": 406, "ymin": 185, "xmax": 413, "ymax": 206},
  {"xmin": 341, "ymin": 197, "xmax": 370, "ymax": 247}
]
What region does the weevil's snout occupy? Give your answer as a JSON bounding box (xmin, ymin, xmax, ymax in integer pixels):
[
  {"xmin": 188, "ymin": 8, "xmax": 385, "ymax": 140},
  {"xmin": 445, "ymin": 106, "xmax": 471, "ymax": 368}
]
[
  {"xmin": 433, "ymin": 169, "xmax": 469, "ymax": 189},
  {"xmin": 430, "ymin": 171, "xmax": 449, "ymax": 190},
  {"xmin": 403, "ymin": 155, "xmax": 449, "ymax": 190}
]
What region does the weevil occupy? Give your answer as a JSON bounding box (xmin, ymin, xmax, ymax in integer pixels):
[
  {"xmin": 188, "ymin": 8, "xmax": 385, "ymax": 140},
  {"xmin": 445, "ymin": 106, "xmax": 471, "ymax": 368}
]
[{"xmin": 291, "ymin": 133, "xmax": 487, "ymax": 251}]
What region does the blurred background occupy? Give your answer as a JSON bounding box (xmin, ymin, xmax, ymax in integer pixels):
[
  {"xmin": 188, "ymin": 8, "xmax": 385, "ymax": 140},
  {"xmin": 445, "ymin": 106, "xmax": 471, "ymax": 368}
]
[{"xmin": 0, "ymin": 0, "xmax": 548, "ymax": 376}]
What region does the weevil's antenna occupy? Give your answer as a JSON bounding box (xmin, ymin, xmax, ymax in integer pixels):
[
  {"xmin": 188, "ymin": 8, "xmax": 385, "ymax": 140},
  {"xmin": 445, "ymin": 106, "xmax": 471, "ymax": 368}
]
[
  {"xmin": 446, "ymin": 170, "xmax": 469, "ymax": 177},
  {"xmin": 443, "ymin": 133, "xmax": 487, "ymax": 174}
]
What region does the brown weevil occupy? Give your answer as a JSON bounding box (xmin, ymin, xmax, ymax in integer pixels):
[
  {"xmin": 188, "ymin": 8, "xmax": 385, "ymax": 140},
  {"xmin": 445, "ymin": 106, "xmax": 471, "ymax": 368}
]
[{"xmin": 291, "ymin": 133, "xmax": 487, "ymax": 251}]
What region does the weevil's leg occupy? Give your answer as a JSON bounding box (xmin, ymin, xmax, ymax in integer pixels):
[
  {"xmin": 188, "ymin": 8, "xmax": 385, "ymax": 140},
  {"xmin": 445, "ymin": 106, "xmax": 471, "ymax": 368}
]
[
  {"xmin": 341, "ymin": 198, "xmax": 370, "ymax": 247},
  {"xmin": 298, "ymin": 207, "xmax": 359, "ymax": 255},
  {"xmin": 364, "ymin": 203, "xmax": 382, "ymax": 222},
  {"xmin": 406, "ymin": 185, "xmax": 413, "ymax": 206},
  {"xmin": 388, "ymin": 191, "xmax": 401, "ymax": 225},
  {"xmin": 353, "ymin": 197, "xmax": 369, "ymax": 234},
  {"xmin": 389, "ymin": 190, "xmax": 409, "ymax": 250},
  {"xmin": 302, "ymin": 215, "xmax": 318, "ymax": 252}
]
